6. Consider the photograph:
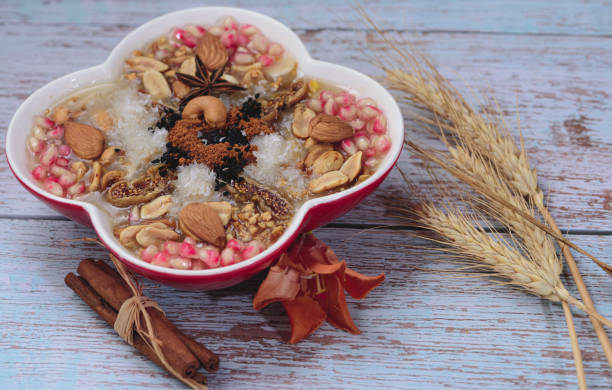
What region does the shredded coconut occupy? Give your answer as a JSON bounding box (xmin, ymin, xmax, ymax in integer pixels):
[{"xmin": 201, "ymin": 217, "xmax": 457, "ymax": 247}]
[
  {"xmin": 168, "ymin": 163, "xmax": 220, "ymax": 215},
  {"xmin": 244, "ymin": 133, "xmax": 307, "ymax": 196},
  {"xmin": 106, "ymin": 83, "xmax": 166, "ymax": 178}
]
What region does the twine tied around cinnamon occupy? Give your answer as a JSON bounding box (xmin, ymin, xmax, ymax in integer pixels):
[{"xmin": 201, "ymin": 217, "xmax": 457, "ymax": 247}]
[{"xmin": 109, "ymin": 255, "xmax": 207, "ymax": 390}]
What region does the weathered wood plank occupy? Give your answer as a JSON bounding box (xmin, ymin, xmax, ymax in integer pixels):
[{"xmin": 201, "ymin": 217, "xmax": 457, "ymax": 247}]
[
  {"xmin": 1, "ymin": 27, "xmax": 610, "ymax": 229},
  {"xmin": 2, "ymin": 0, "xmax": 611, "ymax": 35},
  {"xmin": 0, "ymin": 219, "xmax": 611, "ymax": 389}
]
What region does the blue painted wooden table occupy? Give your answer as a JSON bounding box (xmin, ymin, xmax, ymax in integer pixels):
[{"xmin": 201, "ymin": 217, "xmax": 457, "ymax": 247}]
[{"xmin": 1, "ymin": 1, "xmax": 611, "ymax": 388}]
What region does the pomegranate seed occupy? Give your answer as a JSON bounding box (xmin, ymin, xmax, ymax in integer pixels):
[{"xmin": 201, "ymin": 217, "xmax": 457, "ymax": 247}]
[
  {"xmin": 47, "ymin": 125, "xmax": 64, "ymax": 139},
  {"xmin": 39, "ymin": 144, "xmax": 58, "ymax": 166},
  {"xmin": 191, "ymin": 259, "xmax": 206, "ymax": 270},
  {"xmin": 242, "ymin": 240, "xmax": 263, "ymax": 260},
  {"xmin": 28, "ymin": 137, "xmax": 43, "ymax": 153},
  {"xmin": 340, "ymin": 139, "xmax": 358, "ymax": 155},
  {"xmin": 151, "ymin": 252, "xmax": 170, "ymax": 267},
  {"xmin": 67, "ymin": 181, "xmax": 85, "ymax": 196},
  {"xmin": 307, "ymin": 98, "xmax": 323, "ymax": 112},
  {"xmin": 267, "ymin": 43, "xmax": 284, "ymax": 57},
  {"xmin": 239, "ymin": 24, "xmax": 258, "ymax": 36},
  {"xmin": 338, "ymin": 105, "xmax": 357, "ymax": 121},
  {"xmin": 140, "ymin": 245, "xmax": 159, "ymax": 262},
  {"xmin": 185, "ymin": 25, "xmax": 205, "ymax": 38},
  {"xmin": 373, "ymin": 135, "xmax": 391, "ymax": 154},
  {"xmin": 354, "ymin": 134, "xmax": 370, "ymax": 151},
  {"xmin": 44, "ymin": 179, "xmax": 64, "ymax": 196},
  {"xmin": 31, "ymin": 165, "xmax": 48, "ymax": 181},
  {"xmin": 258, "ymin": 54, "xmax": 274, "ymax": 67},
  {"xmin": 47, "ymin": 176, "xmax": 60, "ymax": 183},
  {"xmin": 33, "ymin": 126, "xmax": 47, "ymax": 140},
  {"xmin": 162, "ymin": 240, "xmax": 181, "ymax": 256},
  {"xmin": 237, "ymin": 34, "xmax": 249, "ymax": 46},
  {"xmin": 220, "ymin": 248, "xmax": 241, "ymax": 266},
  {"xmin": 335, "ymin": 91, "xmax": 356, "ymax": 106},
  {"xmin": 350, "ymin": 118, "xmax": 366, "ymax": 131},
  {"xmin": 319, "ymin": 90, "xmax": 334, "ymax": 104},
  {"xmin": 199, "ymin": 248, "xmax": 220, "ymax": 268},
  {"xmin": 364, "ymin": 157, "xmax": 379, "ymax": 169},
  {"xmin": 358, "ymin": 105, "xmax": 379, "ymax": 120},
  {"xmin": 55, "ymin": 157, "xmax": 70, "ymax": 167},
  {"xmin": 179, "ymin": 242, "xmax": 198, "ymax": 258},
  {"xmin": 247, "ymin": 34, "xmax": 268, "ymax": 53},
  {"xmin": 208, "ymin": 26, "xmax": 223, "ymax": 36},
  {"xmin": 35, "ymin": 116, "xmax": 55, "ymax": 129},
  {"xmin": 365, "ymin": 147, "xmax": 377, "ymax": 158},
  {"xmin": 50, "ymin": 165, "xmax": 71, "ymax": 176},
  {"xmin": 170, "ymin": 257, "xmax": 192, "ymax": 270},
  {"xmin": 223, "ymin": 16, "xmax": 237, "ymax": 30},
  {"xmin": 58, "ymin": 174, "xmax": 76, "ymax": 188},
  {"xmin": 221, "ymin": 31, "xmax": 237, "ymax": 48},
  {"xmin": 58, "ymin": 144, "xmax": 71, "ymax": 156},
  {"xmin": 233, "ymin": 51, "xmax": 255, "ymax": 65},
  {"xmin": 373, "ymin": 116, "xmax": 387, "ymax": 134},
  {"xmin": 323, "ymin": 99, "xmax": 338, "ymax": 116},
  {"xmin": 357, "ymin": 97, "xmax": 378, "ymax": 108},
  {"xmin": 227, "ymin": 239, "xmax": 244, "ymax": 251}
]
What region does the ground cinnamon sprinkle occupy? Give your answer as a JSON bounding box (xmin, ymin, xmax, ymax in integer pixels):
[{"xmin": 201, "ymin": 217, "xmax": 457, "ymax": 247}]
[
  {"xmin": 167, "ymin": 119, "xmax": 255, "ymax": 167},
  {"xmin": 162, "ymin": 102, "xmax": 276, "ymax": 187}
]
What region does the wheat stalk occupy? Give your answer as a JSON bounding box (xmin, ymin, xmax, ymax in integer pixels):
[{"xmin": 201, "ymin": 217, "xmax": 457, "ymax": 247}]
[{"xmin": 355, "ymin": 7, "xmax": 612, "ymax": 386}]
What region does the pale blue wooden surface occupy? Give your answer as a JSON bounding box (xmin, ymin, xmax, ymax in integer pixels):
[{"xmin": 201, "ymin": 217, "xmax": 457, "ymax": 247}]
[{"xmin": 1, "ymin": 1, "xmax": 611, "ymax": 389}]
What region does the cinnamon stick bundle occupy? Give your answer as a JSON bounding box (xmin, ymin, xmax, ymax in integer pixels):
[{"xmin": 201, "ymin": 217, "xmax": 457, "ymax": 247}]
[{"xmin": 65, "ymin": 259, "xmax": 218, "ymax": 387}]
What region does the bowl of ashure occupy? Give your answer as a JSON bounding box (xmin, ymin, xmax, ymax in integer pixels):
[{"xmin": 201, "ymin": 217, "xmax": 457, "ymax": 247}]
[{"xmin": 6, "ymin": 7, "xmax": 403, "ymax": 290}]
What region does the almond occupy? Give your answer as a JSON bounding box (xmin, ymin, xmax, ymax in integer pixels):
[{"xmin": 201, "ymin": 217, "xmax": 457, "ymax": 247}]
[
  {"xmin": 340, "ymin": 151, "xmax": 363, "ymax": 181},
  {"xmin": 142, "ymin": 70, "xmax": 171, "ymax": 101},
  {"xmin": 195, "ymin": 32, "xmax": 228, "ymax": 71},
  {"xmin": 309, "ymin": 170, "xmax": 349, "ymax": 193},
  {"xmin": 126, "ymin": 56, "xmax": 169, "ymax": 72},
  {"xmin": 312, "ymin": 151, "xmax": 344, "ymax": 175},
  {"xmin": 179, "ymin": 203, "xmax": 226, "ymax": 247},
  {"xmin": 64, "ymin": 121, "xmax": 105, "ymax": 160},
  {"xmin": 308, "ymin": 114, "xmax": 354, "ymax": 143},
  {"xmin": 291, "ymin": 104, "xmax": 316, "ymax": 139}
]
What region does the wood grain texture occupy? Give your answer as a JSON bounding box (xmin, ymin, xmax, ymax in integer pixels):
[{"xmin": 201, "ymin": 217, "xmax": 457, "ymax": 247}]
[
  {"xmin": 0, "ymin": 220, "xmax": 611, "ymax": 389},
  {"xmin": 1, "ymin": 1, "xmax": 611, "ymax": 389}
]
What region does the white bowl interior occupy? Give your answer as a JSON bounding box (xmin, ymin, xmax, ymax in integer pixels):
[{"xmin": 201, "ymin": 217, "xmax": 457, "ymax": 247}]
[{"xmin": 6, "ymin": 7, "xmax": 403, "ymax": 277}]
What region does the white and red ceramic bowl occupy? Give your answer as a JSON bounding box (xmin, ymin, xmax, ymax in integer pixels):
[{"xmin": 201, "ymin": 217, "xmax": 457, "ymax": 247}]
[{"xmin": 6, "ymin": 7, "xmax": 403, "ymax": 290}]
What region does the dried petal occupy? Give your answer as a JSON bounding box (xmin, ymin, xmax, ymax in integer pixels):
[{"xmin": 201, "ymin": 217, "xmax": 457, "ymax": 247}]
[
  {"xmin": 317, "ymin": 275, "xmax": 360, "ymax": 334},
  {"xmin": 282, "ymin": 296, "xmax": 327, "ymax": 344},
  {"xmin": 253, "ymin": 266, "xmax": 300, "ymax": 310},
  {"xmin": 343, "ymin": 268, "xmax": 385, "ymax": 300}
]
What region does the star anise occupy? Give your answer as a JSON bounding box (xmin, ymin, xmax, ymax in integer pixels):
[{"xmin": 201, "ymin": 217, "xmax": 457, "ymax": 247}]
[{"xmin": 176, "ymin": 55, "xmax": 244, "ymax": 106}]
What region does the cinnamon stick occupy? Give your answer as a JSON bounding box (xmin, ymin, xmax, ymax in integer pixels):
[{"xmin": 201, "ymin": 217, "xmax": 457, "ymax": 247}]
[
  {"xmin": 176, "ymin": 328, "xmax": 220, "ymax": 372},
  {"xmin": 93, "ymin": 259, "xmax": 219, "ymax": 372},
  {"xmin": 77, "ymin": 259, "xmax": 200, "ymax": 378},
  {"xmin": 64, "ymin": 273, "xmax": 166, "ymax": 371}
]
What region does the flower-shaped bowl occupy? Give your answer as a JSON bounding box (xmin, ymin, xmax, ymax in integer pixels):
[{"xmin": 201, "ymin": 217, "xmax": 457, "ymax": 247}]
[{"xmin": 6, "ymin": 7, "xmax": 403, "ymax": 290}]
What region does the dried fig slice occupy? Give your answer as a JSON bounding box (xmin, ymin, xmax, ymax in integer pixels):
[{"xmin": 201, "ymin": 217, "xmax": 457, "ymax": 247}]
[
  {"xmin": 230, "ymin": 178, "xmax": 291, "ymax": 218},
  {"xmin": 105, "ymin": 166, "xmax": 172, "ymax": 207},
  {"xmin": 260, "ymin": 80, "xmax": 307, "ymax": 122}
]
